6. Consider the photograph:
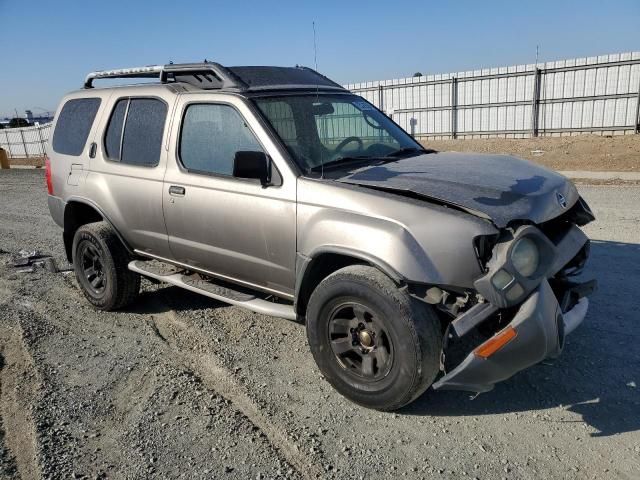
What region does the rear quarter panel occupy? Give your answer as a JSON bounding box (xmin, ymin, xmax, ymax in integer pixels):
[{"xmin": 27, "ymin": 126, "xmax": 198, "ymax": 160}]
[{"xmin": 48, "ymin": 90, "xmax": 113, "ymax": 200}]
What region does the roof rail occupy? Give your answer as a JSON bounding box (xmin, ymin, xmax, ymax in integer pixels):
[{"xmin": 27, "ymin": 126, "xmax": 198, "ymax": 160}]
[
  {"xmin": 84, "ymin": 65, "xmax": 163, "ymax": 89},
  {"xmin": 84, "ymin": 62, "xmax": 248, "ymax": 90}
]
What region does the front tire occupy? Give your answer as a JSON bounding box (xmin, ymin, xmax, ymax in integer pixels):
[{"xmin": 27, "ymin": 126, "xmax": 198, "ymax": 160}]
[
  {"xmin": 72, "ymin": 222, "xmax": 140, "ymax": 311},
  {"xmin": 306, "ymin": 265, "xmax": 442, "ymax": 411}
]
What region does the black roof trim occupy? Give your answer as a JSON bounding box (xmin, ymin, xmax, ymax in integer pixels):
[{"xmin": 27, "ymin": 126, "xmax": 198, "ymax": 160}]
[{"xmin": 84, "ymin": 62, "xmax": 346, "ymax": 93}]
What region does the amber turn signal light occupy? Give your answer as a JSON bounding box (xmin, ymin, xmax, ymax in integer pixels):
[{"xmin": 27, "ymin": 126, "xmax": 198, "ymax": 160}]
[{"xmin": 474, "ymin": 327, "xmax": 517, "ymax": 359}]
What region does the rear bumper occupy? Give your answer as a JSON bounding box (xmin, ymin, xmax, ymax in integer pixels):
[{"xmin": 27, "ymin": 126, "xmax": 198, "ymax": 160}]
[
  {"xmin": 433, "ymin": 278, "xmax": 594, "ymax": 393},
  {"xmin": 47, "ymin": 195, "xmax": 65, "ymax": 228}
]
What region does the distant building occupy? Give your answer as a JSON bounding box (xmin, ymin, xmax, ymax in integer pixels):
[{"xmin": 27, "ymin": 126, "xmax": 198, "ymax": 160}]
[
  {"xmin": 25, "ymin": 110, "xmax": 54, "ymax": 125},
  {"xmin": 0, "ymin": 110, "xmax": 54, "ymax": 128}
]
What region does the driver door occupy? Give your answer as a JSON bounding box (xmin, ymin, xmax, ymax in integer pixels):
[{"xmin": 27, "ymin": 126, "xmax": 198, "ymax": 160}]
[{"xmin": 162, "ymin": 95, "xmax": 297, "ymax": 297}]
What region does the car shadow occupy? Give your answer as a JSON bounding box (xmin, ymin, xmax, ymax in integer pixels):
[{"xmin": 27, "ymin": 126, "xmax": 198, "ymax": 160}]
[
  {"xmin": 403, "ymin": 240, "xmax": 640, "ymax": 438},
  {"xmin": 127, "ymin": 285, "xmax": 228, "ymax": 315}
]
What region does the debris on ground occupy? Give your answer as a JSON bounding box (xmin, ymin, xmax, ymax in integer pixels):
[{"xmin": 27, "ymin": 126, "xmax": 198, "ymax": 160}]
[
  {"xmin": 15, "ymin": 267, "xmax": 35, "ymax": 274},
  {"xmin": 13, "ymin": 256, "xmax": 31, "ymax": 267},
  {"xmin": 8, "ymin": 249, "xmax": 59, "ymax": 273},
  {"xmin": 11, "ymin": 249, "xmax": 41, "ymax": 266},
  {"xmin": 34, "ymin": 257, "xmax": 59, "ymax": 273}
]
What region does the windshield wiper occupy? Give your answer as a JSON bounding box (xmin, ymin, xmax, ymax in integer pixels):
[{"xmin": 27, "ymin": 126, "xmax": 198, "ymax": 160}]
[
  {"xmin": 384, "ymin": 147, "xmax": 432, "ymax": 158},
  {"xmin": 308, "ymin": 156, "xmax": 373, "ymax": 173},
  {"xmin": 308, "ymin": 147, "xmax": 436, "ymax": 173}
]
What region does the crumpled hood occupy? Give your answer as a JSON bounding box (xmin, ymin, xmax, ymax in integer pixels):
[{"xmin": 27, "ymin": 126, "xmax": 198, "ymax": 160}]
[{"xmin": 337, "ymin": 152, "xmax": 579, "ymax": 228}]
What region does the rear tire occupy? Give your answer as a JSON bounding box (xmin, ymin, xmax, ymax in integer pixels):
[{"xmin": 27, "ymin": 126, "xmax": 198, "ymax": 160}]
[
  {"xmin": 306, "ymin": 265, "xmax": 442, "ymax": 411},
  {"xmin": 72, "ymin": 222, "xmax": 140, "ymax": 311}
]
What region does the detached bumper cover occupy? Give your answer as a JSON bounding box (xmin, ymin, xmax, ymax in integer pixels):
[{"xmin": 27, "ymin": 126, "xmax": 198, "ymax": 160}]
[{"xmin": 433, "ymin": 279, "xmax": 592, "ymax": 393}]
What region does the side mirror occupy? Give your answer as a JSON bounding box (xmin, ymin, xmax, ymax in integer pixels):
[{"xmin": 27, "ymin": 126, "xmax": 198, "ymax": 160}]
[{"xmin": 233, "ymin": 151, "xmax": 271, "ymax": 185}]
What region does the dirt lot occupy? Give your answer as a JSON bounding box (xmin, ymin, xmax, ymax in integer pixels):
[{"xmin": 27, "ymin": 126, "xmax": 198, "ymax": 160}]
[
  {"xmin": 421, "ymin": 134, "xmax": 640, "ymax": 172},
  {"xmin": 1, "ymin": 169, "xmax": 639, "ymax": 480}
]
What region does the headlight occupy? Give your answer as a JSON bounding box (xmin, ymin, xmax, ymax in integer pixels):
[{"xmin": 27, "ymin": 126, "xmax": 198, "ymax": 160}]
[{"xmin": 511, "ymin": 237, "xmax": 539, "ymax": 277}]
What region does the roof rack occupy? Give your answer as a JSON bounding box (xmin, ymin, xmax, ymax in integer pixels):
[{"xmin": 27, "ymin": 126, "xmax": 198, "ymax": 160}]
[
  {"xmin": 84, "ymin": 62, "xmax": 248, "ymax": 90},
  {"xmin": 83, "ymin": 62, "xmax": 346, "ymax": 92}
]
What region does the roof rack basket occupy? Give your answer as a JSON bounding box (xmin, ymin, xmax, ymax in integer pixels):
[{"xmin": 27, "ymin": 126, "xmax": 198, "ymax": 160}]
[{"xmin": 84, "ymin": 62, "xmax": 248, "ymax": 90}]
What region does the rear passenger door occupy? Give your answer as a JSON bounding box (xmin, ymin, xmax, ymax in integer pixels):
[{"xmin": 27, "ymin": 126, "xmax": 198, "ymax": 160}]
[
  {"xmin": 162, "ymin": 95, "xmax": 297, "ymax": 297},
  {"xmin": 86, "ymin": 89, "xmax": 175, "ymax": 258}
]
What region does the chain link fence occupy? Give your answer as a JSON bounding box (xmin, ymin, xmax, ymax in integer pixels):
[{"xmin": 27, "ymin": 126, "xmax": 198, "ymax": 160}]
[{"xmin": 0, "ymin": 123, "xmax": 51, "ymax": 159}]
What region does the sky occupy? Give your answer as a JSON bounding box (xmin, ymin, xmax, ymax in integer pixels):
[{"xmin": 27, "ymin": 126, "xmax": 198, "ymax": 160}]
[{"xmin": 1, "ymin": 0, "xmax": 639, "ymax": 117}]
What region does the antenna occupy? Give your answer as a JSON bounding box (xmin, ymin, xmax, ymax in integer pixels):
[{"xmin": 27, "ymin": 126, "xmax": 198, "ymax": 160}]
[
  {"xmin": 312, "ymin": 21, "xmax": 318, "ymax": 71},
  {"xmin": 312, "ymin": 20, "xmax": 325, "ymax": 178},
  {"xmin": 535, "ymin": 45, "xmax": 539, "ymax": 66}
]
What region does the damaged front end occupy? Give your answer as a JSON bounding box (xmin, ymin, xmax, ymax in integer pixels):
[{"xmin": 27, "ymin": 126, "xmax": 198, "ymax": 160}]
[{"xmin": 432, "ymin": 196, "xmax": 597, "ymax": 393}]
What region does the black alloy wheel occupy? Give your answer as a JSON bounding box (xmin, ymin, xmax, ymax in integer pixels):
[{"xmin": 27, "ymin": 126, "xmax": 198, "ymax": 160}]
[
  {"xmin": 328, "ymin": 302, "xmax": 393, "ymax": 380},
  {"xmin": 78, "ymin": 241, "xmax": 107, "ymax": 294}
]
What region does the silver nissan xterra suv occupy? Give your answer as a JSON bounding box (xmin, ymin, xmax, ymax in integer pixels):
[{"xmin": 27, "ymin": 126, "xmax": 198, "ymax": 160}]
[{"xmin": 46, "ymin": 62, "xmax": 596, "ymax": 410}]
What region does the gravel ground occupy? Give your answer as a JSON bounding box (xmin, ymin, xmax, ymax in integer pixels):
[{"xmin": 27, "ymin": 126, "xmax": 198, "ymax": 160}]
[{"xmin": 0, "ymin": 169, "xmax": 639, "ymax": 480}]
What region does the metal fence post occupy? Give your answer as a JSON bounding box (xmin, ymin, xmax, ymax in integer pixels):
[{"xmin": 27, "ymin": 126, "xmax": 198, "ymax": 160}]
[
  {"xmin": 19, "ymin": 128, "xmax": 29, "ymax": 158},
  {"xmin": 531, "ymin": 68, "xmax": 542, "ymax": 137},
  {"xmin": 36, "ymin": 125, "xmax": 46, "ymax": 156},
  {"xmin": 635, "ymin": 74, "xmax": 640, "ymax": 134},
  {"xmin": 450, "ymin": 76, "xmax": 458, "ymax": 139}
]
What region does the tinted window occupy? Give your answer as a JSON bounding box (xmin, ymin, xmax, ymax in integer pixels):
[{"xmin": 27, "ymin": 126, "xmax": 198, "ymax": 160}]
[
  {"xmin": 255, "ymin": 95, "xmax": 419, "ymax": 171},
  {"xmin": 122, "ymin": 99, "xmax": 167, "ymax": 166},
  {"xmin": 52, "ymin": 98, "xmax": 101, "ymax": 156},
  {"xmin": 179, "ymin": 104, "xmax": 262, "ymax": 176},
  {"xmin": 103, "ymin": 98, "xmax": 167, "ymax": 166},
  {"xmin": 258, "ymin": 101, "xmax": 296, "ymax": 143},
  {"xmin": 104, "ymin": 99, "xmax": 127, "ymax": 160},
  {"xmin": 315, "ymin": 101, "xmax": 397, "ymax": 150}
]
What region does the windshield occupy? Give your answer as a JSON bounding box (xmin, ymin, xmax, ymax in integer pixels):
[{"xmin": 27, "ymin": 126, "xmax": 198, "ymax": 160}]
[{"xmin": 253, "ymin": 94, "xmax": 423, "ymax": 173}]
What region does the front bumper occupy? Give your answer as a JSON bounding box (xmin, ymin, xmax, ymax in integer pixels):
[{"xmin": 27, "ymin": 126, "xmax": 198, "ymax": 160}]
[{"xmin": 432, "ymin": 278, "xmax": 595, "ymax": 393}]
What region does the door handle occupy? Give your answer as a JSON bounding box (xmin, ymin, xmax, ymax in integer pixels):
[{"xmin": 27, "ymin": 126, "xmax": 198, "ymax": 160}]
[{"xmin": 168, "ymin": 185, "xmax": 186, "ymax": 196}]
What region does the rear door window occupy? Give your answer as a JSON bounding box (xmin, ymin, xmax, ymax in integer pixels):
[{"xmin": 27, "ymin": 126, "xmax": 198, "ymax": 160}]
[
  {"xmin": 103, "ymin": 98, "xmax": 167, "ymax": 166},
  {"xmin": 52, "ymin": 98, "xmax": 101, "ymax": 156},
  {"xmin": 104, "ymin": 99, "xmax": 127, "ymax": 160}
]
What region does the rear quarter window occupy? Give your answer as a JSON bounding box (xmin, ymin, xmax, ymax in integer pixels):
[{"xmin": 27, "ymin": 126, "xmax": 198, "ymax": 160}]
[{"xmin": 52, "ymin": 98, "xmax": 101, "ymax": 156}]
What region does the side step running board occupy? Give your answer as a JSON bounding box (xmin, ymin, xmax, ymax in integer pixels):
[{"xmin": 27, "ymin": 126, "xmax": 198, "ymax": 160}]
[{"xmin": 128, "ymin": 260, "xmax": 296, "ymax": 321}]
